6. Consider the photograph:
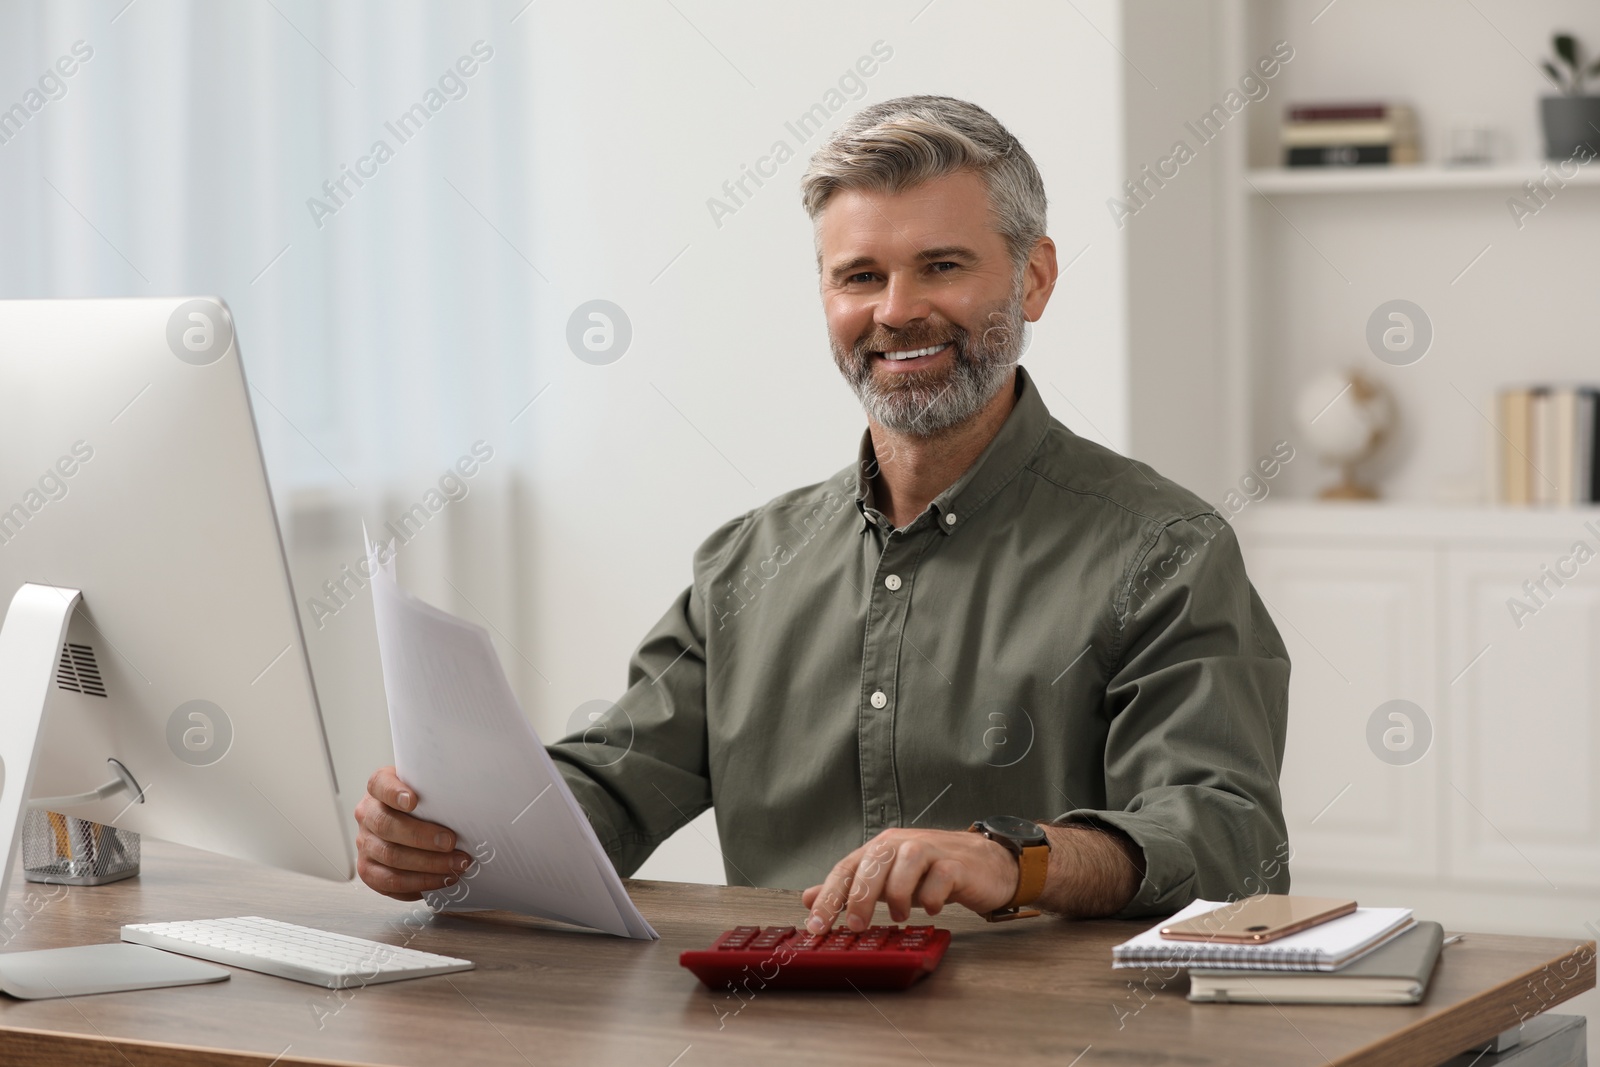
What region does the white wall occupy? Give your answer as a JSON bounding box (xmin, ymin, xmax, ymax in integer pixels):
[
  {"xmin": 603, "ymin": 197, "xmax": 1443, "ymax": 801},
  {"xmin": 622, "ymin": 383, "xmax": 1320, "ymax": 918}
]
[
  {"xmin": 513, "ymin": 0, "xmax": 1128, "ymax": 881},
  {"xmin": 1123, "ymin": 0, "xmax": 1235, "ymax": 500}
]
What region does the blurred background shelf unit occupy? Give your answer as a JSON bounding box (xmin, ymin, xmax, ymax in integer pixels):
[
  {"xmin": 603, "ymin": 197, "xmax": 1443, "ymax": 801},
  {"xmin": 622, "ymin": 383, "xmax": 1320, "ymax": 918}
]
[
  {"xmin": 1124, "ymin": 0, "xmax": 1600, "ymax": 508},
  {"xmin": 1118, "ymin": 3, "xmax": 1600, "ymax": 1048},
  {"xmin": 1231, "ymin": 502, "xmax": 1600, "ymax": 934}
]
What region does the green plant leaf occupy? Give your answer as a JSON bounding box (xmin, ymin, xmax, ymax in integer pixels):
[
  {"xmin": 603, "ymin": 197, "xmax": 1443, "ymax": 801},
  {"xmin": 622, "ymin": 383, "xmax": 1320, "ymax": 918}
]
[
  {"xmin": 1586, "ymin": 56, "xmax": 1600, "ymax": 78},
  {"xmin": 1544, "ymin": 59, "xmax": 1569, "ymax": 92},
  {"xmin": 1556, "ymin": 33, "xmax": 1579, "ymax": 70}
]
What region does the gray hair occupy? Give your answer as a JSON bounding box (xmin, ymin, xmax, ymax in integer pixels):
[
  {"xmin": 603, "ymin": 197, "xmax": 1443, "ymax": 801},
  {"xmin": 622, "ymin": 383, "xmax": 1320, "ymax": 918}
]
[{"xmin": 800, "ymin": 95, "xmax": 1048, "ymax": 274}]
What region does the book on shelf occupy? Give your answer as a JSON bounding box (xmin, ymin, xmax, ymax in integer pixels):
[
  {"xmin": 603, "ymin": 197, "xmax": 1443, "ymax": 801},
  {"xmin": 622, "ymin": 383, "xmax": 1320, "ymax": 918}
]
[
  {"xmin": 1496, "ymin": 384, "xmax": 1600, "ymax": 506},
  {"xmin": 1112, "ymin": 899, "xmax": 1415, "ymax": 973},
  {"xmin": 1554, "ymin": 388, "xmax": 1579, "ymax": 507},
  {"xmin": 1286, "ymin": 145, "xmax": 1418, "ymax": 166},
  {"xmin": 1282, "ymin": 102, "xmax": 1417, "ymax": 167},
  {"xmin": 1281, "ymin": 121, "xmax": 1414, "ymax": 146},
  {"xmin": 1288, "ymin": 102, "xmax": 1411, "ymax": 122},
  {"xmin": 1531, "ymin": 388, "xmax": 1553, "ymax": 507}
]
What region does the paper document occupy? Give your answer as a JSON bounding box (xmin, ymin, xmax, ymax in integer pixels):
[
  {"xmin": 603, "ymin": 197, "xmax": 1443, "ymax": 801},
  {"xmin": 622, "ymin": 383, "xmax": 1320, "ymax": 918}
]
[{"xmin": 365, "ymin": 536, "xmax": 657, "ymax": 939}]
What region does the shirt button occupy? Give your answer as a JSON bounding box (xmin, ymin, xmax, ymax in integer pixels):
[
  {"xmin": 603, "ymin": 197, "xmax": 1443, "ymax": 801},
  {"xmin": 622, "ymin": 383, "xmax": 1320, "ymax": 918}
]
[
  {"xmin": 870, "ymin": 691, "xmax": 887, "ymax": 709},
  {"xmin": 884, "ymin": 574, "xmax": 902, "ymax": 591},
  {"xmin": 944, "ymin": 512, "xmax": 958, "ymax": 526}
]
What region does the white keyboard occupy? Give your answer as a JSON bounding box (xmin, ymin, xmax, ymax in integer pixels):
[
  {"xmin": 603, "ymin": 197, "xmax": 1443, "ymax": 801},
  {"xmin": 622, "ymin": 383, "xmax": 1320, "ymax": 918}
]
[{"xmin": 120, "ymin": 916, "xmax": 474, "ymax": 989}]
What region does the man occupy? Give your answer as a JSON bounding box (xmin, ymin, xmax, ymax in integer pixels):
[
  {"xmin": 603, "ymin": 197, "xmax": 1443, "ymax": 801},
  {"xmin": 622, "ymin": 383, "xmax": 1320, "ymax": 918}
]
[{"xmin": 354, "ymin": 96, "xmax": 1291, "ymax": 933}]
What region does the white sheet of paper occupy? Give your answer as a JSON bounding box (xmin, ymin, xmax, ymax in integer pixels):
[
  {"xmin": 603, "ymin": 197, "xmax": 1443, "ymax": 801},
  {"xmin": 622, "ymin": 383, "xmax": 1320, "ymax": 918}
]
[{"xmin": 365, "ymin": 535, "xmax": 658, "ymax": 940}]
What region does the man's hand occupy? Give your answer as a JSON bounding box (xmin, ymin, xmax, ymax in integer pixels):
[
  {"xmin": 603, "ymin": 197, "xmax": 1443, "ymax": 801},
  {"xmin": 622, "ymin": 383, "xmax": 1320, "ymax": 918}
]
[
  {"xmin": 800, "ymin": 828, "xmax": 1018, "ymax": 933},
  {"xmin": 353, "ymin": 766, "xmax": 474, "ymax": 901}
]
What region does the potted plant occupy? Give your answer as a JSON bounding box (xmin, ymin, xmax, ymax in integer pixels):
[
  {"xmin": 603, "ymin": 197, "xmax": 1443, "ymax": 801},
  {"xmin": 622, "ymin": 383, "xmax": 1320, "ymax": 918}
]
[{"xmin": 1541, "ymin": 32, "xmax": 1600, "ymax": 159}]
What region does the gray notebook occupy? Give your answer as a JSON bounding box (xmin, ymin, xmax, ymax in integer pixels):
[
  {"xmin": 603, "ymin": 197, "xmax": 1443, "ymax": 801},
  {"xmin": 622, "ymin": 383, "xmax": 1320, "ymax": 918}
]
[{"xmin": 1188, "ymin": 921, "xmax": 1445, "ymax": 1004}]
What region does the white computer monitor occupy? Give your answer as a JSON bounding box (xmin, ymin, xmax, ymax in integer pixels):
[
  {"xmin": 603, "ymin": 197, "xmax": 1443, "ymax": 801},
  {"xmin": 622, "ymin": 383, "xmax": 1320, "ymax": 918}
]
[{"xmin": 0, "ymin": 296, "xmax": 353, "ymax": 993}]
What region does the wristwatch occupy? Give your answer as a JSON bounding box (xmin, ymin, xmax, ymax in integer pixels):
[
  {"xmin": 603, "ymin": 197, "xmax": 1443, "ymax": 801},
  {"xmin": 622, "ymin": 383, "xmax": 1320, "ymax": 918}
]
[{"xmin": 968, "ymin": 816, "xmax": 1051, "ymax": 922}]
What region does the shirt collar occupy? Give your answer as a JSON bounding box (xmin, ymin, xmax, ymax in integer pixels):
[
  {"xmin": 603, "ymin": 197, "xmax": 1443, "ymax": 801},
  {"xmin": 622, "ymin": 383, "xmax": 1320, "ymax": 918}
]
[{"xmin": 851, "ymin": 366, "xmax": 1052, "ymax": 537}]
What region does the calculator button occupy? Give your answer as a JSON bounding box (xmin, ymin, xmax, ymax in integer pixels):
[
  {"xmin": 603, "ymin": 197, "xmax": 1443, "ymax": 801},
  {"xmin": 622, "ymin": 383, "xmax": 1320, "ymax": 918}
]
[
  {"xmin": 749, "ymin": 926, "xmax": 794, "ymax": 950},
  {"xmin": 719, "ymin": 926, "xmax": 760, "ymax": 949}
]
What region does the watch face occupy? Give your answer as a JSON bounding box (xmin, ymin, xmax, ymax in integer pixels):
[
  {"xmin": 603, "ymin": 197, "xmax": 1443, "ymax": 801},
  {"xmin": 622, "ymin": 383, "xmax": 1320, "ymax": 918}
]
[{"xmin": 983, "ymin": 815, "xmax": 1047, "ymax": 846}]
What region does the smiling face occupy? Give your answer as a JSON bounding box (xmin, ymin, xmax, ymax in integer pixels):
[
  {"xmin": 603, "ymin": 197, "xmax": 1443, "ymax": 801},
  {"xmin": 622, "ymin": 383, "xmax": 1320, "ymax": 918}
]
[{"xmin": 818, "ymin": 169, "xmax": 1046, "ymax": 437}]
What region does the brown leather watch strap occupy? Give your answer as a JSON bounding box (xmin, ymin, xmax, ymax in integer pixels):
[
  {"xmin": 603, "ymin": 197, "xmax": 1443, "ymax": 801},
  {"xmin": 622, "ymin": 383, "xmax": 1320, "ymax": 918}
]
[
  {"xmin": 1006, "ymin": 843, "xmax": 1050, "ymax": 909},
  {"xmin": 969, "ymin": 820, "xmax": 1051, "ymax": 922}
]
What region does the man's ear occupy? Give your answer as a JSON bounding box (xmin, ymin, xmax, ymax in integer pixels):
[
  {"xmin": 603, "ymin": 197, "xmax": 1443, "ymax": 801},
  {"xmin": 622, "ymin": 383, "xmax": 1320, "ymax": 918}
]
[{"xmin": 1020, "ymin": 236, "xmax": 1059, "ymax": 323}]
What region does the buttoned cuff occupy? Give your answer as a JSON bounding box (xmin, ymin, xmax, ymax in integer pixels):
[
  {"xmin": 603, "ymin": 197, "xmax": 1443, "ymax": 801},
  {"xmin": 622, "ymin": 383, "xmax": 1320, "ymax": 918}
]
[{"xmin": 1049, "ymin": 809, "xmax": 1197, "ymax": 919}]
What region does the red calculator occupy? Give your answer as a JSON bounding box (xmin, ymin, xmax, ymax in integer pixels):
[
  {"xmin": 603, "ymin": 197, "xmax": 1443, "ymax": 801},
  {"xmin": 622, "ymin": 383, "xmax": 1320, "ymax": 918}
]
[{"xmin": 679, "ymin": 924, "xmax": 951, "ymax": 991}]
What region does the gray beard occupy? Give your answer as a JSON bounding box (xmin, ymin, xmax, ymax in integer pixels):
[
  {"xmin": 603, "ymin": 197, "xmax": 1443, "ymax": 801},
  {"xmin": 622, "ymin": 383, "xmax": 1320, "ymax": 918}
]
[{"xmin": 832, "ymin": 289, "xmax": 1027, "ymax": 438}]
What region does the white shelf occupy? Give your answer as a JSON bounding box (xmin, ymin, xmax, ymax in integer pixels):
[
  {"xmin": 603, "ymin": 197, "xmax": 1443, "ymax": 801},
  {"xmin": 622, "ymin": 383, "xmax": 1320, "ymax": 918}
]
[
  {"xmin": 1233, "ymin": 500, "xmax": 1600, "ymax": 542},
  {"xmin": 1244, "ymin": 164, "xmax": 1600, "ymax": 195}
]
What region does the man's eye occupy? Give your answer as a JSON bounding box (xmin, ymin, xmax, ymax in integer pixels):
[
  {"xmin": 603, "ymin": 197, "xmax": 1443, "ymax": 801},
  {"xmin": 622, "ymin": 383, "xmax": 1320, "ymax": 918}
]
[
  {"xmin": 929, "ymin": 261, "xmax": 959, "ymax": 273},
  {"xmin": 847, "ymin": 272, "xmax": 876, "ymax": 284}
]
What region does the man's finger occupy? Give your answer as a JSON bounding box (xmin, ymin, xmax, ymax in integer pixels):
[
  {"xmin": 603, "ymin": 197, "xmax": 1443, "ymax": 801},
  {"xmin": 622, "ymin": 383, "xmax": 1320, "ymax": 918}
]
[
  {"xmin": 367, "ymin": 765, "xmax": 417, "ymax": 812},
  {"xmin": 357, "ymin": 855, "xmax": 457, "ymax": 900},
  {"xmin": 913, "ymin": 858, "xmax": 958, "ymax": 916},
  {"xmin": 357, "ymin": 829, "xmax": 472, "ymax": 877},
  {"xmin": 805, "ymin": 849, "xmax": 863, "ymax": 933},
  {"xmin": 363, "ymin": 802, "xmax": 457, "ymax": 852},
  {"xmin": 880, "ymin": 841, "xmax": 935, "ymax": 923},
  {"xmin": 843, "ymin": 836, "xmax": 903, "ymax": 931}
]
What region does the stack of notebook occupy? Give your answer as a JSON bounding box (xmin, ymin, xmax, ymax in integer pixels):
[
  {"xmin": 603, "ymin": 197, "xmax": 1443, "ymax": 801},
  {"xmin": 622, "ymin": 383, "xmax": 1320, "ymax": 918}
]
[{"xmin": 1113, "ymin": 899, "xmax": 1445, "ymax": 1005}]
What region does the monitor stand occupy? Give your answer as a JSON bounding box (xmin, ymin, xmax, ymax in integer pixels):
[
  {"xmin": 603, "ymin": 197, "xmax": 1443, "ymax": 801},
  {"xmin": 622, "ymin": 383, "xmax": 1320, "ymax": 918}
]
[{"xmin": 0, "ymin": 583, "xmax": 229, "ymax": 998}]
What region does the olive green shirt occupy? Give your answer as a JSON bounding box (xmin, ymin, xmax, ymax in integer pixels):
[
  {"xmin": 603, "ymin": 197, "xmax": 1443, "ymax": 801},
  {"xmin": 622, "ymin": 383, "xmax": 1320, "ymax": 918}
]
[{"xmin": 549, "ymin": 367, "xmax": 1291, "ymax": 917}]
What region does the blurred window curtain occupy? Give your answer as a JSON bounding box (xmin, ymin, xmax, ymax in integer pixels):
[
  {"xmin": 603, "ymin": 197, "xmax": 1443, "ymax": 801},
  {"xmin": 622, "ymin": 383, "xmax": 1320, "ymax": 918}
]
[{"xmin": 0, "ymin": 0, "xmax": 540, "ymax": 802}]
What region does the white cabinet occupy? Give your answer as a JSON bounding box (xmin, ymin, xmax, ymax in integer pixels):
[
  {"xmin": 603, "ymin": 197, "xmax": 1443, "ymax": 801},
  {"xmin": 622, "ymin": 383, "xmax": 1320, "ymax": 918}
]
[
  {"xmin": 1444, "ymin": 549, "xmax": 1600, "ymax": 890},
  {"xmin": 1233, "ymin": 504, "xmax": 1600, "ymax": 905},
  {"xmin": 1244, "ymin": 544, "xmax": 1438, "ymax": 881}
]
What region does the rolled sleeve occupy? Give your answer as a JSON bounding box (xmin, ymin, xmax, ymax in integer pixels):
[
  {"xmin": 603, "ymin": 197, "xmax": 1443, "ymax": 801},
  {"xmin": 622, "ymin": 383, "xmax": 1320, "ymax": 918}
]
[{"xmin": 1055, "ymin": 514, "xmax": 1291, "ymax": 917}]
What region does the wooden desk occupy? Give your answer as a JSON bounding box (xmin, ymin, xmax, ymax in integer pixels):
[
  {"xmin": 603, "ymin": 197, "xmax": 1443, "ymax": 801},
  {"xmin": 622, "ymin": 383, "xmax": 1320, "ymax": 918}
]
[{"xmin": 0, "ymin": 840, "xmax": 1591, "ymax": 1066}]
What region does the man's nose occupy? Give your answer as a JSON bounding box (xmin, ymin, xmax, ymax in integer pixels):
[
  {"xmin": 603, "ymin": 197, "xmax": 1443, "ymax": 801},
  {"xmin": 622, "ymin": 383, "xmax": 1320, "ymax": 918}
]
[{"xmin": 873, "ymin": 272, "xmax": 933, "ymax": 329}]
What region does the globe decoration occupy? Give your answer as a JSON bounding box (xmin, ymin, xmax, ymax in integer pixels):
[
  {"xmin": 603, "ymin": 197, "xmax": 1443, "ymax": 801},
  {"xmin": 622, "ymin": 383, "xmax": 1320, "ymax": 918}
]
[{"xmin": 1294, "ymin": 370, "xmax": 1395, "ymax": 500}]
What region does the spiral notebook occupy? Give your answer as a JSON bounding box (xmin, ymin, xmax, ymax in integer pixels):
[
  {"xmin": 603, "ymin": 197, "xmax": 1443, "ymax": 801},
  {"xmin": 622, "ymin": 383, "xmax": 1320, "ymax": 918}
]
[{"xmin": 1113, "ymin": 899, "xmax": 1414, "ymax": 972}]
